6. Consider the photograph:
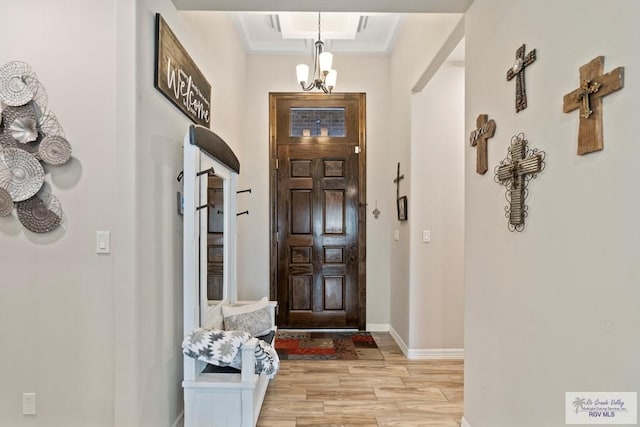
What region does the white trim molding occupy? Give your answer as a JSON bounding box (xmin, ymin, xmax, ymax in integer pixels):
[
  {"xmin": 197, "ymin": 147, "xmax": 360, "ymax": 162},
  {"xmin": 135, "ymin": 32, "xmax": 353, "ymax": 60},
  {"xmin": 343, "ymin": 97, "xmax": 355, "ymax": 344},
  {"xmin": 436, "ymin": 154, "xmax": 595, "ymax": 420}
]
[
  {"xmin": 389, "ymin": 326, "xmax": 464, "ymax": 360},
  {"xmin": 172, "ymin": 410, "xmax": 184, "ymax": 427},
  {"xmin": 406, "ymin": 348, "xmax": 464, "ymax": 360},
  {"xmin": 461, "ymin": 416, "xmax": 472, "ymax": 427},
  {"xmin": 366, "ymin": 323, "xmax": 390, "ymax": 332},
  {"xmin": 389, "ymin": 326, "xmax": 409, "ymax": 355}
]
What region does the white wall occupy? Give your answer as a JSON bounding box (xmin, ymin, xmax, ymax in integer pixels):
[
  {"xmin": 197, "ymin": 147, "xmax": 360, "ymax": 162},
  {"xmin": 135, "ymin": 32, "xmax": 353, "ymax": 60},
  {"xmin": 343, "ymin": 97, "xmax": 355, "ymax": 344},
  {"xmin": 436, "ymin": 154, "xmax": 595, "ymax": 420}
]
[
  {"xmin": 239, "ymin": 54, "xmax": 392, "ymax": 327},
  {"xmin": 0, "ymin": 1, "xmax": 117, "ymax": 426},
  {"xmin": 130, "ymin": 4, "xmax": 247, "ymax": 427},
  {"xmin": 409, "ymin": 62, "xmax": 465, "ymax": 350},
  {"xmin": 389, "ymin": 14, "xmax": 463, "ymax": 345},
  {"xmin": 0, "ymin": 2, "xmax": 247, "ymax": 427},
  {"xmin": 464, "ymin": 1, "xmax": 640, "ymax": 426}
]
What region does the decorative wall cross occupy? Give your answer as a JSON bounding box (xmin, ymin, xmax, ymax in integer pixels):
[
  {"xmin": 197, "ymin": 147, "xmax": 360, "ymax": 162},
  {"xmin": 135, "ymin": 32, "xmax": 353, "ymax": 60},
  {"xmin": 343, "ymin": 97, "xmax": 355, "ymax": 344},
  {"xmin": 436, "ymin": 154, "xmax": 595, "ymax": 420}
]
[
  {"xmin": 562, "ymin": 56, "xmax": 624, "ymax": 155},
  {"xmin": 393, "ymin": 162, "xmax": 404, "ymax": 199},
  {"xmin": 506, "ymin": 44, "xmax": 537, "ymax": 112},
  {"xmin": 494, "ymin": 133, "xmax": 546, "ymax": 232},
  {"xmin": 469, "ymin": 114, "xmax": 496, "ymax": 175}
]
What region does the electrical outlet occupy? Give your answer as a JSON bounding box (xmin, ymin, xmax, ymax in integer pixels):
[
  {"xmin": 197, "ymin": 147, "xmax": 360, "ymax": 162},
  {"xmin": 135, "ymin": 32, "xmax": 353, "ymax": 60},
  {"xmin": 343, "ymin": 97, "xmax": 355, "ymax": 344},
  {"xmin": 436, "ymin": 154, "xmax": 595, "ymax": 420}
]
[{"xmin": 22, "ymin": 392, "xmax": 36, "ymax": 415}]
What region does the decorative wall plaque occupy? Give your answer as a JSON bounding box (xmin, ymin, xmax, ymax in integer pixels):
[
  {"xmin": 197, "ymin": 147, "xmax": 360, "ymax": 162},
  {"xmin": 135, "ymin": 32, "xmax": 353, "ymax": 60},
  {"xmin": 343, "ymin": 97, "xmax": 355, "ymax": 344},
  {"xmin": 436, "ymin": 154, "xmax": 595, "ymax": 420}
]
[
  {"xmin": 494, "ymin": 133, "xmax": 546, "ymax": 232},
  {"xmin": 154, "ymin": 14, "xmax": 211, "ymax": 128},
  {"xmin": 506, "ymin": 44, "xmax": 536, "ymax": 112},
  {"xmin": 562, "ymin": 56, "xmax": 624, "ymax": 155},
  {"xmin": 0, "ymin": 61, "xmax": 71, "ymax": 233},
  {"xmin": 469, "ymin": 114, "xmax": 496, "ymax": 175}
]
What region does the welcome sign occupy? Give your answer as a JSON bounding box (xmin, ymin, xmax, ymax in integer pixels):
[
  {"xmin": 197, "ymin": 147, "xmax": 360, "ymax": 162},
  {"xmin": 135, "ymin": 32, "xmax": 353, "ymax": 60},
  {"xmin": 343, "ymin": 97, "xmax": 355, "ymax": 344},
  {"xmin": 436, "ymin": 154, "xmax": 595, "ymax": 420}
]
[{"xmin": 154, "ymin": 14, "xmax": 211, "ymax": 127}]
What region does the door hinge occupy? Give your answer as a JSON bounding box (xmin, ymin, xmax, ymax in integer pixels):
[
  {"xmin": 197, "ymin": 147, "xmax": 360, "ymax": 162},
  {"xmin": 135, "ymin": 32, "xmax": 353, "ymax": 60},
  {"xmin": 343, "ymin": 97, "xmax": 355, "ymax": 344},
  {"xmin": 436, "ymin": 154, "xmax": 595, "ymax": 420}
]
[
  {"xmin": 275, "ymin": 158, "xmax": 279, "ymax": 169},
  {"xmin": 354, "ymin": 146, "xmax": 361, "ymax": 154}
]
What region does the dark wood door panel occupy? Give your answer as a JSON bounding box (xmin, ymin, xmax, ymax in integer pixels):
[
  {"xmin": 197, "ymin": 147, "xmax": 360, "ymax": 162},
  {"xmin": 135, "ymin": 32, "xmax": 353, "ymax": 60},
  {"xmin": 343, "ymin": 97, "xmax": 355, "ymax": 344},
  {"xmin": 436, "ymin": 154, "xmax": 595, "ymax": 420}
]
[
  {"xmin": 271, "ymin": 93, "xmax": 366, "ymax": 330},
  {"xmin": 276, "ymin": 142, "xmax": 358, "ymax": 328}
]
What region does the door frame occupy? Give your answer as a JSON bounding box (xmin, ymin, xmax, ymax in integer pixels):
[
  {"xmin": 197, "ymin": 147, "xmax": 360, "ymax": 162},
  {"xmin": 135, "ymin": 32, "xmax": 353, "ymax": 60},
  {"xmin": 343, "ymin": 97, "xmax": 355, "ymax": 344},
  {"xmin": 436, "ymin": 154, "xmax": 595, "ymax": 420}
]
[{"xmin": 269, "ymin": 92, "xmax": 367, "ymax": 330}]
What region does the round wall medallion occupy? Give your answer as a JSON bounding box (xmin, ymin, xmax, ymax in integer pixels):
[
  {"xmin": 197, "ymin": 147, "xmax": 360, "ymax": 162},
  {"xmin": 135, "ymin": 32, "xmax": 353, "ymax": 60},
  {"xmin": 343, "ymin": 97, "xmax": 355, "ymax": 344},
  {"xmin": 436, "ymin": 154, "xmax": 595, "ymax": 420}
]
[
  {"xmin": 17, "ymin": 193, "xmax": 62, "ymax": 233},
  {"xmin": 0, "ymin": 148, "xmax": 45, "ymax": 201},
  {"xmin": 0, "ymin": 187, "xmax": 13, "ymax": 216},
  {"xmin": 39, "ymin": 135, "xmax": 71, "ymax": 165},
  {"xmin": 0, "ymin": 62, "xmax": 39, "ymax": 106}
]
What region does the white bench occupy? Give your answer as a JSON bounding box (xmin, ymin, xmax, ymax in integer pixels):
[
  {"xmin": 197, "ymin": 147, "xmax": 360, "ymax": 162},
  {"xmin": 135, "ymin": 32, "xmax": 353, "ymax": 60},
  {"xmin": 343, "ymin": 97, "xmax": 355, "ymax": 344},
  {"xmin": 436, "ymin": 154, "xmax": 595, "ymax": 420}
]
[{"xmin": 182, "ymin": 301, "xmax": 277, "ymax": 427}]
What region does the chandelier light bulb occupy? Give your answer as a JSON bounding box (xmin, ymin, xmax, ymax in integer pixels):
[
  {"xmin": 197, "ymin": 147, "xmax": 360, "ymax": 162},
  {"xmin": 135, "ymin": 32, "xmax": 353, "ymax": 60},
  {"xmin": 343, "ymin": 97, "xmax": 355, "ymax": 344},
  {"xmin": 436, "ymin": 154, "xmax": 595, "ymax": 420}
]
[
  {"xmin": 325, "ymin": 69, "xmax": 337, "ymax": 90},
  {"xmin": 319, "ymin": 51, "xmax": 333, "ymax": 74},
  {"xmin": 296, "ymin": 64, "xmax": 309, "ymax": 85}
]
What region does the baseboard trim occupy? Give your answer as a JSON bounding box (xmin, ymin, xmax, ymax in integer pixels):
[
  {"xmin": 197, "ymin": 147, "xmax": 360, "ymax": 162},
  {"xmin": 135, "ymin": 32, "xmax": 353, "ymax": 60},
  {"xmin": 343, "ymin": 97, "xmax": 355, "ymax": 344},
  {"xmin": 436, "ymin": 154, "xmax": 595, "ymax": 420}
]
[
  {"xmin": 366, "ymin": 323, "xmax": 390, "ymax": 332},
  {"xmin": 461, "ymin": 416, "xmax": 472, "ymax": 427},
  {"xmin": 407, "ymin": 348, "xmax": 464, "ymax": 360},
  {"xmin": 388, "ymin": 326, "xmax": 464, "ymax": 360},
  {"xmin": 388, "ymin": 326, "xmax": 409, "ymax": 356},
  {"xmin": 171, "ymin": 410, "xmax": 184, "ymax": 427}
]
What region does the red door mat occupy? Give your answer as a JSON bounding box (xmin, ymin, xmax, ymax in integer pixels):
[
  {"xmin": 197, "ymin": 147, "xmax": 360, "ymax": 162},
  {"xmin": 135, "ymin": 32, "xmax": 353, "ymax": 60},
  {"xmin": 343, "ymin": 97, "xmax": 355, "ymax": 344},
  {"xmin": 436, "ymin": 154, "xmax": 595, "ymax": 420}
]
[{"xmin": 274, "ymin": 331, "xmax": 384, "ymax": 360}]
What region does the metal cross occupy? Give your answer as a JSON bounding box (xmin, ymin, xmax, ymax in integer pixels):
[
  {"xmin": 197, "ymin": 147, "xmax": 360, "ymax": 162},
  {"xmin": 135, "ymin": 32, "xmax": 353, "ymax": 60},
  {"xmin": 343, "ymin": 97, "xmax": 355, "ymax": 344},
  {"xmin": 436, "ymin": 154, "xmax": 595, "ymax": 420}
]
[
  {"xmin": 506, "ymin": 44, "xmax": 537, "ymax": 112},
  {"xmin": 577, "ymin": 79, "xmax": 601, "ymax": 118},
  {"xmin": 495, "ymin": 133, "xmax": 545, "ymax": 232},
  {"xmin": 393, "ymin": 162, "xmax": 404, "ymax": 199}
]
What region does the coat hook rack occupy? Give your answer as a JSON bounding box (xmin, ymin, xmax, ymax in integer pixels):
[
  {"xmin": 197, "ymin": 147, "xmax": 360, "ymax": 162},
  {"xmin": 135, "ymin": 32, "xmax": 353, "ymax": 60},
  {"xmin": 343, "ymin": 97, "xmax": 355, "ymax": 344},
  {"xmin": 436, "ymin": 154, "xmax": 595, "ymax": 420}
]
[
  {"xmin": 236, "ymin": 210, "xmax": 249, "ymax": 216},
  {"xmin": 237, "ymin": 188, "xmax": 252, "ymax": 194},
  {"xmin": 196, "ymin": 202, "xmax": 215, "ymax": 211},
  {"xmin": 197, "ymin": 167, "xmax": 215, "ymax": 177},
  {"xmin": 176, "ymin": 171, "xmax": 184, "ymax": 182}
]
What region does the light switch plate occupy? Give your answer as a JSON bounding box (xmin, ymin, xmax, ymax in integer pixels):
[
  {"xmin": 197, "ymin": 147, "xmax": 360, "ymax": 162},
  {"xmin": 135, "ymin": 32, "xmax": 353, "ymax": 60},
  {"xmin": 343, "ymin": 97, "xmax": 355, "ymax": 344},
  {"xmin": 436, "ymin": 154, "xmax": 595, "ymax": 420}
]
[
  {"xmin": 422, "ymin": 230, "xmax": 431, "ymax": 243},
  {"xmin": 393, "ymin": 229, "xmax": 400, "ymax": 241},
  {"xmin": 96, "ymin": 231, "xmax": 111, "ymax": 254},
  {"xmin": 22, "ymin": 392, "xmax": 36, "ymax": 415}
]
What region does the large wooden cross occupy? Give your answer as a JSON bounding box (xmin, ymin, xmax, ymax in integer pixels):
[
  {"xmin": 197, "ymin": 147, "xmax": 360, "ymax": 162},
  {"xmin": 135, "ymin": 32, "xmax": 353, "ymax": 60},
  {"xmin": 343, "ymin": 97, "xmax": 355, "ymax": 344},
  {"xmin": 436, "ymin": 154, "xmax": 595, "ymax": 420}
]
[
  {"xmin": 562, "ymin": 56, "xmax": 624, "ymax": 155},
  {"xmin": 506, "ymin": 44, "xmax": 536, "ymax": 112},
  {"xmin": 495, "ymin": 133, "xmax": 545, "ymax": 231},
  {"xmin": 393, "ymin": 162, "xmax": 404, "ymax": 199},
  {"xmin": 469, "ymin": 114, "xmax": 496, "ymax": 175}
]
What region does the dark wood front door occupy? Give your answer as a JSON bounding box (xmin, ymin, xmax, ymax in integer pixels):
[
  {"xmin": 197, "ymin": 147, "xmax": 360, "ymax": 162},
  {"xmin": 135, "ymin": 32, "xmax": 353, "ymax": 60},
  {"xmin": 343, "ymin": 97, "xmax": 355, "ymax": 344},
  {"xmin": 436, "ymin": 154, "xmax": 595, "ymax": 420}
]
[{"xmin": 270, "ymin": 93, "xmax": 366, "ymax": 329}]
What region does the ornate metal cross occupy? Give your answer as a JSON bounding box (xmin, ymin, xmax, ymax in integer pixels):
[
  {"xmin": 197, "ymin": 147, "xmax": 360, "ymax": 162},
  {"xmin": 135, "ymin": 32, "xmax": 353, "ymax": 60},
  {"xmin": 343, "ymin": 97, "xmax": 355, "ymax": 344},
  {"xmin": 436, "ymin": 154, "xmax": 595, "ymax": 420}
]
[
  {"xmin": 577, "ymin": 80, "xmax": 601, "ymax": 118},
  {"xmin": 469, "ymin": 114, "xmax": 496, "ymax": 175},
  {"xmin": 506, "ymin": 44, "xmax": 536, "ymax": 112},
  {"xmin": 563, "ymin": 56, "xmax": 624, "ymax": 155},
  {"xmin": 494, "ymin": 133, "xmax": 545, "ymax": 232},
  {"xmin": 393, "ymin": 162, "xmax": 404, "ymax": 199}
]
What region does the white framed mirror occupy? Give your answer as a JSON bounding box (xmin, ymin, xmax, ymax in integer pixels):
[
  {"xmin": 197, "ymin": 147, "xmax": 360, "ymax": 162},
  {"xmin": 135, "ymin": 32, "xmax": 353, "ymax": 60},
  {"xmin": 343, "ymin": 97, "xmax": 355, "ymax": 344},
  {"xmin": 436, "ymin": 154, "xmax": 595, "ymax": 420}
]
[{"xmin": 183, "ymin": 126, "xmax": 239, "ymax": 337}]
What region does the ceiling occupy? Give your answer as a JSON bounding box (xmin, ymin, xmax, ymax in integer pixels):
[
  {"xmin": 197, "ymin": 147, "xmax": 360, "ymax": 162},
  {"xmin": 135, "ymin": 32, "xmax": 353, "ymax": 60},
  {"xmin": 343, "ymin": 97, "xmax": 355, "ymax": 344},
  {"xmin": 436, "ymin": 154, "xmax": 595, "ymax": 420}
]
[
  {"xmin": 175, "ymin": 0, "xmax": 472, "ymax": 57},
  {"xmin": 233, "ymin": 12, "xmax": 402, "ymax": 54},
  {"xmin": 173, "ymin": 0, "xmax": 474, "ymax": 13}
]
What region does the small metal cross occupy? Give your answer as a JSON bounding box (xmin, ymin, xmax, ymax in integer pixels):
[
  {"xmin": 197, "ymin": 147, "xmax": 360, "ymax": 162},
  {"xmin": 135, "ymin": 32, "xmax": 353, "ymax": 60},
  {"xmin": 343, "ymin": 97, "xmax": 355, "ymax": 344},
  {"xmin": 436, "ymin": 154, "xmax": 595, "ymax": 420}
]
[
  {"xmin": 506, "ymin": 44, "xmax": 537, "ymax": 112},
  {"xmin": 393, "ymin": 162, "xmax": 404, "ymax": 199},
  {"xmin": 576, "ymin": 79, "xmax": 601, "ymax": 118}
]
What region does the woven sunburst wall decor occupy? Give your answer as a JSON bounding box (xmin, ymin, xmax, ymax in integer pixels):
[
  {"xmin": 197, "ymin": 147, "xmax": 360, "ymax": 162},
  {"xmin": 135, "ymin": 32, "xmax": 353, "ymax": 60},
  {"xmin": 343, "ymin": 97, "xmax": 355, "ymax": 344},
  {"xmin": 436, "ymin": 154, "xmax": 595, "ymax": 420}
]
[{"xmin": 0, "ymin": 61, "xmax": 72, "ymax": 233}]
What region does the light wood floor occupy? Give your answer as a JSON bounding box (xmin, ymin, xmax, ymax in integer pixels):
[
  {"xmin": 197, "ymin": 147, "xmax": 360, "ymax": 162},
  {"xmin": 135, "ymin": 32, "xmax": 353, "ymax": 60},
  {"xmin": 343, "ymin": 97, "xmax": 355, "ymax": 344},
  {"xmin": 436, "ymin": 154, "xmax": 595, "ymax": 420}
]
[{"xmin": 257, "ymin": 332, "xmax": 464, "ymax": 427}]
